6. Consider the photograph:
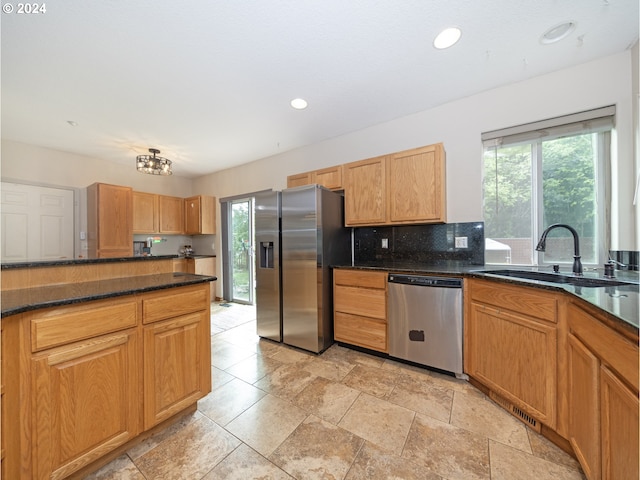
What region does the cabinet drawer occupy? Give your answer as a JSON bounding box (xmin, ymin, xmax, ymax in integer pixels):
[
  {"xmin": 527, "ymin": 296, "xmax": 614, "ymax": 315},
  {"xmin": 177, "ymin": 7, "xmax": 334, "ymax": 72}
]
[
  {"xmin": 30, "ymin": 297, "xmax": 138, "ymax": 352},
  {"xmin": 335, "ymin": 312, "xmax": 387, "ymax": 352},
  {"xmin": 334, "ymin": 269, "xmax": 387, "ymax": 289},
  {"xmin": 470, "ymin": 280, "xmax": 557, "ymax": 323},
  {"xmin": 334, "ymin": 285, "xmax": 386, "ymax": 319},
  {"xmin": 143, "ymin": 285, "xmax": 209, "ymax": 324}
]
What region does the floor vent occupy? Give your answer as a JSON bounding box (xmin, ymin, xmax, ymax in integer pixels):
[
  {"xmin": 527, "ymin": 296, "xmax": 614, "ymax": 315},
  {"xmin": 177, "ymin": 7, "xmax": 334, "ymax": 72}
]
[{"xmin": 489, "ymin": 391, "xmax": 541, "ymax": 432}]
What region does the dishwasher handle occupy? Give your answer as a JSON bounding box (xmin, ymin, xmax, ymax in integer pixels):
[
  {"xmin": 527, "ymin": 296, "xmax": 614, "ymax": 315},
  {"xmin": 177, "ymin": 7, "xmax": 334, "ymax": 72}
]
[{"xmin": 388, "ymin": 274, "xmax": 462, "ymax": 288}]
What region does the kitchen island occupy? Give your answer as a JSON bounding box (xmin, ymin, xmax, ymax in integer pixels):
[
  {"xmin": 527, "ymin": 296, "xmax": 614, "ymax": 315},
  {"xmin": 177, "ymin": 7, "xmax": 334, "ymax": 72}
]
[{"xmin": 1, "ymin": 256, "xmax": 216, "ymax": 479}]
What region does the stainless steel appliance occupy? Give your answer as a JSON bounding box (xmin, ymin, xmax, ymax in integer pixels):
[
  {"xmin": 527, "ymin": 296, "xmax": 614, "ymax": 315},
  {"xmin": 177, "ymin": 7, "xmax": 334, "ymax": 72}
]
[
  {"xmin": 255, "ymin": 191, "xmax": 282, "ymax": 342},
  {"xmin": 388, "ymin": 274, "xmax": 464, "ymax": 377},
  {"xmin": 255, "ymin": 185, "xmax": 351, "ymax": 353}
]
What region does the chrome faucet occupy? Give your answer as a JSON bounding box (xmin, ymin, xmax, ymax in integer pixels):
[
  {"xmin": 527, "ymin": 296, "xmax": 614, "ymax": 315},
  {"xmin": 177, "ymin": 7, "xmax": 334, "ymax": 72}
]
[{"xmin": 535, "ymin": 224, "xmax": 583, "ymax": 276}]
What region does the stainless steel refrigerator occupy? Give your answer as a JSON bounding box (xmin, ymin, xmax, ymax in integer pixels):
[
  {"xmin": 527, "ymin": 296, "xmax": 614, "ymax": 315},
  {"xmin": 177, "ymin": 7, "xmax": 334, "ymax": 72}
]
[{"xmin": 255, "ymin": 185, "xmax": 351, "ymax": 353}]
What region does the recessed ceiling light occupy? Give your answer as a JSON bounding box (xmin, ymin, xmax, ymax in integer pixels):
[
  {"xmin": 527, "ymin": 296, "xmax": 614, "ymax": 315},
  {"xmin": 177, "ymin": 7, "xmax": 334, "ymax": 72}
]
[
  {"xmin": 433, "ymin": 27, "xmax": 462, "ymax": 49},
  {"xmin": 290, "ymin": 98, "xmax": 308, "ymax": 110},
  {"xmin": 540, "ymin": 21, "xmax": 576, "ymax": 44}
]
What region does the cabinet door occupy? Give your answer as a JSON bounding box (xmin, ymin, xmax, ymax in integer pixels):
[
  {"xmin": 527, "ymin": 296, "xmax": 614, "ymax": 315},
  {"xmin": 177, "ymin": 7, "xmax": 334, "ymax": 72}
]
[
  {"xmin": 567, "ymin": 332, "xmax": 601, "ymax": 480},
  {"xmin": 195, "ymin": 257, "xmax": 216, "ymax": 300},
  {"xmin": 466, "ymin": 302, "xmax": 557, "ymax": 427},
  {"xmin": 143, "ymin": 311, "xmax": 211, "ymax": 429},
  {"xmin": 388, "ymin": 144, "xmax": 445, "ymax": 223},
  {"xmin": 133, "ymin": 191, "xmax": 158, "ymax": 233},
  {"xmin": 344, "ymin": 156, "xmax": 387, "ymax": 225},
  {"xmin": 334, "ymin": 312, "xmax": 387, "ymax": 352},
  {"xmin": 601, "ymin": 366, "xmax": 639, "ymax": 480},
  {"xmin": 32, "ymin": 331, "xmax": 139, "ymax": 480},
  {"xmin": 88, "ymin": 183, "xmax": 133, "ymax": 257},
  {"xmin": 184, "ymin": 196, "xmax": 202, "ymax": 234},
  {"xmin": 313, "ymin": 165, "xmax": 343, "ymax": 190},
  {"xmin": 158, "ymin": 195, "xmax": 184, "ymax": 234},
  {"xmin": 287, "ymin": 172, "xmax": 313, "ymax": 188}
]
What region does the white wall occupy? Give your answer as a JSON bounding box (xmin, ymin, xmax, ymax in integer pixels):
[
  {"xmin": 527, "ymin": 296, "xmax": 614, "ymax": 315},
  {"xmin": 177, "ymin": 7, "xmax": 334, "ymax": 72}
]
[{"xmin": 194, "ymin": 50, "xmax": 636, "ymax": 243}]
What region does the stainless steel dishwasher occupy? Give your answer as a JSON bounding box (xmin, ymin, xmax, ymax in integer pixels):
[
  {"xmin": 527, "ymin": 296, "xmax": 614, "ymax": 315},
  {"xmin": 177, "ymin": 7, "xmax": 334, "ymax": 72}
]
[{"xmin": 388, "ymin": 274, "xmax": 464, "ymax": 377}]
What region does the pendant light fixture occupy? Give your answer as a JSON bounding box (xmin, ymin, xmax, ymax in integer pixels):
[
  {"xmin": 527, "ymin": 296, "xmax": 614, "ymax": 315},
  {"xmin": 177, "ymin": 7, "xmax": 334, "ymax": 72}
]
[{"xmin": 136, "ymin": 148, "xmax": 172, "ymax": 175}]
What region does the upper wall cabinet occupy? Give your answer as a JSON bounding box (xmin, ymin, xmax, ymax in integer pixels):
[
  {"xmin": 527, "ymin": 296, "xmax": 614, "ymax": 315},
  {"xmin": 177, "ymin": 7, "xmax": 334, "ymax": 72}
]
[
  {"xmin": 132, "ymin": 191, "xmax": 159, "ymax": 234},
  {"xmin": 344, "ymin": 155, "xmax": 388, "ymax": 225},
  {"xmin": 158, "ymin": 195, "xmax": 184, "ymax": 234},
  {"xmin": 344, "ymin": 143, "xmax": 446, "ymax": 226},
  {"xmin": 184, "ymin": 195, "xmax": 216, "ymax": 235},
  {"xmin": 388, "ymin": 143, "xmax": 446, "ymax": 224},
  {"xmin": 87, "ymin": 183, "xmax": 133, "ymax": 258},
  {"xmin": 286, "ymin": 165, "xmax": 343, "ymax": 191}
]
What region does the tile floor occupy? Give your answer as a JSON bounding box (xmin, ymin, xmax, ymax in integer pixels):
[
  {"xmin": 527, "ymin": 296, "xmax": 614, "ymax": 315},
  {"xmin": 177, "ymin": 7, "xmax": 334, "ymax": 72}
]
[{"xmin": 87, "ymin": 302, "xmax": 585, "ymax": 480}]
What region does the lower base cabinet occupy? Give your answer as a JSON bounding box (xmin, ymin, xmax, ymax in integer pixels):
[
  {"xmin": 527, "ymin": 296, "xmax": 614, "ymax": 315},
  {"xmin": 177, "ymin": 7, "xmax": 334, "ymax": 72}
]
[
  {"xmin": 32, "ymin": 330, "xmax": 139, "ymax": 480},
  {"xmin": 333, "ymin": 269, "xmax": 388, "ymax": 352},
  {"xmin": 2, "ymin": 283, "xmax": 211, "ymax": 480},
  {"xmin": 143, "ymin": 311, "xmax": 211, "ymax": 429},
  {"xmin": 567, "ymin": 302, "xmax": 639, "ymax": 480}
]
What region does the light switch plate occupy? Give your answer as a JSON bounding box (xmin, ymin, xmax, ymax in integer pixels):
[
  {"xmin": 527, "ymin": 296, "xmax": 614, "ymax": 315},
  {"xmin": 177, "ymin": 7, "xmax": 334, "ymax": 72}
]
[
  {"xmin": 455, "ymin": 236, "xmax": 468, "ymax": 248},
  {"xmin": 381, "ymin": 238, "xmax": 389, "ymax": 249}
]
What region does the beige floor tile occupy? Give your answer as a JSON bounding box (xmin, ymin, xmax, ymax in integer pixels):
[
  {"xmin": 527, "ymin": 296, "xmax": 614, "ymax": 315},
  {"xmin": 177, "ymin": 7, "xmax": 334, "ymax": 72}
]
[
  {"xmin": 83, "ymin": 454, "xmax": 145, "ymax": 480},
  {"xmin": 293, "ymin": 376, "xmax": 361, "ymax": 424},
  {"xmin": 489, "ymin": 440, "xmax": 586, "ymax": 480},
  {"xmin": 126, "ymin": 410, "xmax": 203, "ymax": 460},
  {"xmin": 253, "ymin": 362, "xmax": 316, "ymax": 399},
  {"xmin": 302, "ymin": 355, "xmax": 355, "ymax": 381},
  {"xmin": 450, "ymin": 391, "xmax": 531, "ymax": 453},
  {"xmin": 224, "ymin": 353, "xmax": 283, "ymax": 383},
  {"xmin": 527, "ymin": 429, "xmax": 583, "ymax": 472},
  {"xmin": 345, "ymin": 441, "xmax": 443, "ymax": 480},
  {"xmin": 198, "ymin": 377, "xmax": 267, "ymax": 426},
  {"xmin": 387, "ymin": 381, "xmax": 453, "ymax": 423},
  {"xmin": 403, "ymin": 413, "xmax": 490, "ymax": 480},
  {"xmin": 225, "ymin": 394, "xmax": 308, "ymax": 457},
  {"xmin": 202, "ymin": 444, "xmax": 293, "ymax": 480},
  {"xmin": 134, "ymin": 416, "xmax": 241, "ymax": 480},
  {"xmin": 210, "ymin": 365, "xmax": 236, "ymax": 390},
  {"xmin": 339, "ymin": 393, "xmax": 415, "ymax": 455},
  {"xmin": 270, "ymin": 346, "xmax": 315, "ymax": 364},
  {"xmin": 322, "ymin": 344, "xmax": 386, "ymax": 368},
  {"xmin": 210, "ymin": 339, "xmax": 256, "ymax": 370},
  {"xmin": 342, "ymin": 364, "xmax": 399, "ymax": 398},
  {"xmin": 269, "ymin": 415, "xmax": 364, "ymax": 480}
]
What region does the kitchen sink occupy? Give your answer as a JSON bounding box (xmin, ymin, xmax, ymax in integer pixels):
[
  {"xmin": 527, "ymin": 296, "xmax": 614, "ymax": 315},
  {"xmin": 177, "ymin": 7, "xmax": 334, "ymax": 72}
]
[{"xmin": 478, "ymin": 269, "xmax": 636, "ymax": 288}]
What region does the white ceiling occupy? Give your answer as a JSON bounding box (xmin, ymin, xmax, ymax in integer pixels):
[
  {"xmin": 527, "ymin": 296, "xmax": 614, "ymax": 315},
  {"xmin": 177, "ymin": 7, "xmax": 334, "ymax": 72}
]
[{"xmin": 2, "ymin": 0, "xmax": 638, "ymax": 178}]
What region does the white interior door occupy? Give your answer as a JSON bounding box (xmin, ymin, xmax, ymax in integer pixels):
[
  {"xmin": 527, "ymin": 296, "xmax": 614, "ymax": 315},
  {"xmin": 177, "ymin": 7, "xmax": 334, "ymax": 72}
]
[{"xmin": 1, "ymin": 182, "xmax": 75, "ymax": 261}]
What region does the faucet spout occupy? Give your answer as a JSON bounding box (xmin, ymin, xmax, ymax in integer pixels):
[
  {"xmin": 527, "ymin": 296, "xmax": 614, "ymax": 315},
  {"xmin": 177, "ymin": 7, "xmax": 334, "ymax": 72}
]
[{"xmin": 535, "ymin": 224, "xmax": 583, "ymax": 275}]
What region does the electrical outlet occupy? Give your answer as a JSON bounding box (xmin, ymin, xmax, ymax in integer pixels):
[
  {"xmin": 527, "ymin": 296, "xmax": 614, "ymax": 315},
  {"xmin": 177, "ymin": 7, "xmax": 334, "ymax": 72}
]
[
  {"xmin": 455, "ymin": 236, "xmax": 468, "ymax": 248},
  {"xmin": 381, "ymin": 238, "xmax": 389, "ymax": 249}
]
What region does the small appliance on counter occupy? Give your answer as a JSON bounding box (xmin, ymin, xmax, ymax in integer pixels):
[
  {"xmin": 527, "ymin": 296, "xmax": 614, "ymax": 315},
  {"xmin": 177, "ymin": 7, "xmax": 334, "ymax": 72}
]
[
  {"xmin": 180, "ymin": 245, "xmax": 195, "ymax": 257},
  {"xmin": 133, "ymin": 241, "xmax": 146, "ymax": 256}
]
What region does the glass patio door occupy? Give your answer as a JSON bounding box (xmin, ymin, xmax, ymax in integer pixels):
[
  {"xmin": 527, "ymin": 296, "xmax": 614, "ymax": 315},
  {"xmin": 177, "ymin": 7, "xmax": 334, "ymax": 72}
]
[{"xmin": 230, "ymin": 198, "xmax": 254, "ymax": 304}]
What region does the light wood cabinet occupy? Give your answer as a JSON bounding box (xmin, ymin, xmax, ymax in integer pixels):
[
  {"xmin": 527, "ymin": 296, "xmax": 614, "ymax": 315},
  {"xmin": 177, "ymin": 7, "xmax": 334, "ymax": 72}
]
[
  {"xmin": 87, "ymin": 183, "xmax": 133, "ymax": 258},
  {"xmin": 567, "ymin": 301, "xmax": 639, "ymax": 480},
  {"xmin": 184, "ymin": 256, "xmax": 216, "ymax": 300},
  {"xmin": 132, "ymin": 191, "xmax": 159, "ymax": 234},
  {"xmin": 1, "ymin": 283, "xmax": 212, "ymax": 479},
  {"xmin": 32, "ymin": 330, "xmax": 139, "ymax": 480},
  {"xmin": 333, "ymin": 269, "xmax": 388, "ymax": 352},
  {"xmin": 184, "ymin": 195, "xmax": 216, "ymax": 235},
  {"xmin": 287, "ymin": 165, "xmax": 343, "ymax": 191},
  {"xmin": 465, "ymin": 279, "xmax": 559, "ymax": 429},
  {"xmin": 344, "ymin": 155, "xmax": 388, "ymax": 225},
  {"xmin": 287, "ymin": 172, "xmax": 313, "ymax": 189},
  {"xmin": 388, "ymin": 144, "xmax": 445, "ymax": 223},
  {"xmin": 158, "ymin": 195, "xmax": 184, "ymax": 234}
]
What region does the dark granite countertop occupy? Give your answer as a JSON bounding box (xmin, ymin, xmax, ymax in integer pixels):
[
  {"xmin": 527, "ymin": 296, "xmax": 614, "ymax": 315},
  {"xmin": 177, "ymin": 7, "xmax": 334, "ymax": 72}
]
[
  {"xmin": 334, "ymin": 263, "xmax": 639, "ymax": 330},
  {"xmin": 1, "ymin": 255, "xmax": 179, "ymax": 270},
  {"xmin": 1, "ymin": 273, "xmax": 216, "ymax": 317}
]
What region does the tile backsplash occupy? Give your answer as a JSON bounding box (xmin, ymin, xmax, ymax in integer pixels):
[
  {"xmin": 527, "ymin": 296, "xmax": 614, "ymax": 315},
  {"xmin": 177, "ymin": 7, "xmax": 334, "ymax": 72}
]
[{"xmin": 353, "ymin": 222, "xmax": 484, "ymax": 266}]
